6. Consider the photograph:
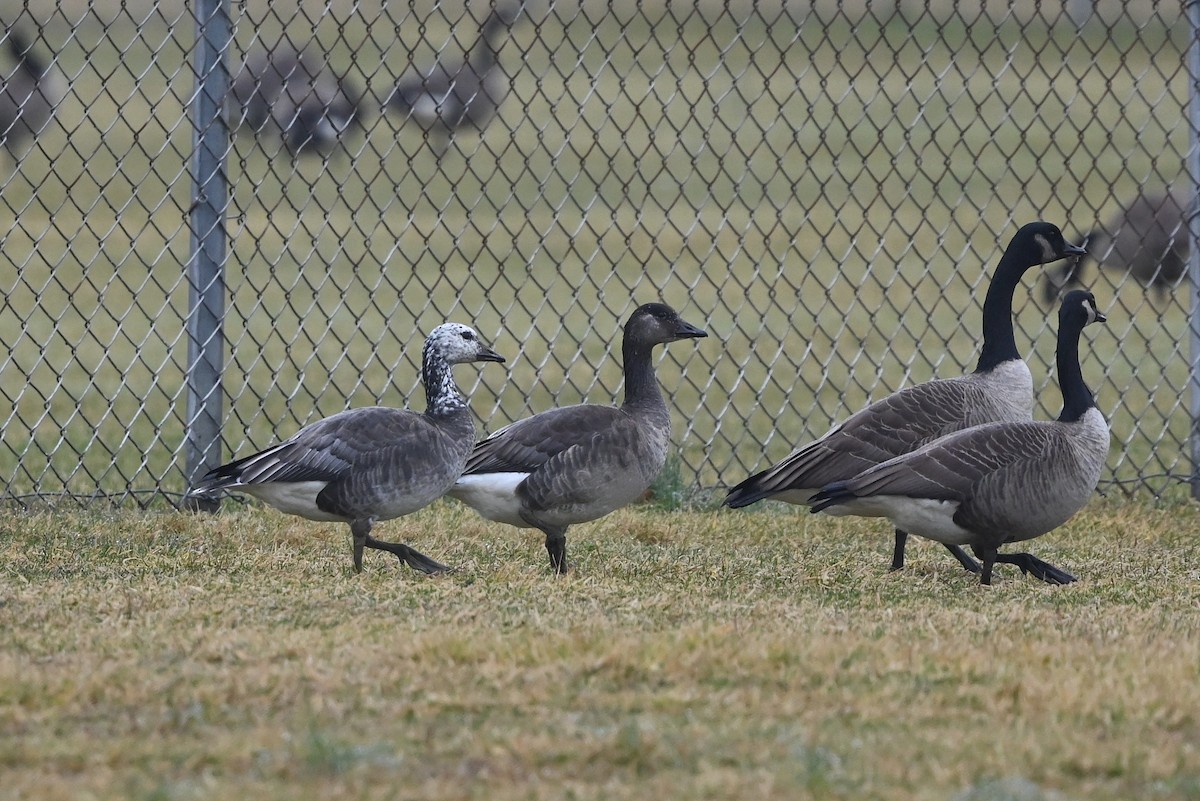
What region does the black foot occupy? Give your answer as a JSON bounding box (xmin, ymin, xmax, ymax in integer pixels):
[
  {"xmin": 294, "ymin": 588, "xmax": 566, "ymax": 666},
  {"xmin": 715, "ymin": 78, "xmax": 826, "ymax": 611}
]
[
  {"xmin": 995, "ymin": 552, "xmax": 1077, "ymax": 585},
  {"xmin": 365, "ymin": 534, "xmax": 452, "ymax": 574}
]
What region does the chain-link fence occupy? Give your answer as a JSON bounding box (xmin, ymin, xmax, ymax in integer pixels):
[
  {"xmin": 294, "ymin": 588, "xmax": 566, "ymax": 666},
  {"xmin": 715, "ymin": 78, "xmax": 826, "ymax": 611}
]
[{"xmin": 0, "ymin": 0, "xmax": 1194, "ymax": 506}]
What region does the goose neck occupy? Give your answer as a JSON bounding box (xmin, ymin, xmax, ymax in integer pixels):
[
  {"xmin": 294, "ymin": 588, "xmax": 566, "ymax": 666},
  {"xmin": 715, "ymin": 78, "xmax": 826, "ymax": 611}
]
[
  {"xmin": 621, "ymin": 340, "xmax": 666, "ymax": 410},
  {"xmin": 974, "ymin": 251, "xmax": 1027, "ymax": 373},
  {"xmin": 422, "ymin": 351, "xmax": 468, "ymax": 417},
  {"xmin": 1056, "ymin": 322, "xmax": 1095, "ymax": 423}
]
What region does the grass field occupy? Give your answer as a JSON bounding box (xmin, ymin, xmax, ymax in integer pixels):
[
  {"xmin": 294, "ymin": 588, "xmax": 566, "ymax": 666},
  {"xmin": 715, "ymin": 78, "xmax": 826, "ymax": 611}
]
[
  {"xmin": 0, "ymin": 8, "xmax": 1194, "ymax": 499},
  {"xmin": 1, "ymin": 497, "xmax": 1198, "ymax": 800}
]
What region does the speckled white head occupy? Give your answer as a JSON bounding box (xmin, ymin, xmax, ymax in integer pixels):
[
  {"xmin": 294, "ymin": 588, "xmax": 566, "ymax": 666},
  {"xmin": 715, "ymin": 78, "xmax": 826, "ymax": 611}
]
[{"xmin": 423, "ymin": 323, "xmax": 505, "ymax": 365}]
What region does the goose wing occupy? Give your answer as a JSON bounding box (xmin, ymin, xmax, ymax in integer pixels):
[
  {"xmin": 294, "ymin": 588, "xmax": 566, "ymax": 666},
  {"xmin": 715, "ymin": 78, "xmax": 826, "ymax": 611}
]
[
  {"xmin": 844, "ymin": 421, "xmax": 1056, "ymax": 504},
  {"xmin": 464, "ymin": 404, "xmax": 623, "ymax": 475},
  {"xmin": 729, "ymin": 376, "xmax": 993, "ymax": 504},
  {"xmin": 195, "ymin": 407, "xmax": 442, "ymax": 489}
]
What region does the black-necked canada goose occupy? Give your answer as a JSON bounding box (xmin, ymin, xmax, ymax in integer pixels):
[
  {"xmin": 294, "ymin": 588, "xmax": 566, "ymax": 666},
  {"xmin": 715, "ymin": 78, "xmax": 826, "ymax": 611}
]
[
  {"xmin": 724, "ymin": 221, "xmax": 1087, "ymax": 575},
  {"xmin": 0, "ymin": 28, "xmax": 63, "ymax": 157},
  {"xmin": 227, "ymin": 45, "xmax": 364, "ymax": 157},
  {"xmin": 386, "ymin": 3, "xmax": 524, "ymax": 154},
  {"xmin": 810, "ymin": 290, "xmax": 1110, "ymax": 586},
  {"xmin": 448, "ymin": 303, "xmax": 707, "ymax": 574},
  {"xmin": 188, "ymin": 323, "xmax": 504, "ymax": 574},
  {"xmin": 1042, "ymin": 191, "xmax": 1187, "ymax": 303}
]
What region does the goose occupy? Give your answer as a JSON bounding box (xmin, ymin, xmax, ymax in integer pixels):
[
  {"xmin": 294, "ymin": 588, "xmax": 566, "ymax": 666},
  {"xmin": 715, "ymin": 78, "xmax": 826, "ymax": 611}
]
[
  {"xmin": 724, "ymin": 221, "xmax": 1087, "ymax": 575},
  {"xmin": 188, "ymin": 323, "xmax": 504, "ymax": 574},
  {"xmin": 227, "ymin": 45, "xmax": 364, "ymax": 157},
  {"xmin": 1042, "ymin": 191, "xmax": 1187, "ymax": 303},
  {"xmin": 0, "ymin": 28, "xmax": 63, "ymax": 157},
  {"xmin": 385, "ymin": 3, "xmax": 524, "ymax": 154},
  {"xmin": 448, "ymin": 303, "xmax": 707, "ymax": 574},
  {"xmin": 810, "ymin": 289, "xmax": 1110, "ymax": 586}
]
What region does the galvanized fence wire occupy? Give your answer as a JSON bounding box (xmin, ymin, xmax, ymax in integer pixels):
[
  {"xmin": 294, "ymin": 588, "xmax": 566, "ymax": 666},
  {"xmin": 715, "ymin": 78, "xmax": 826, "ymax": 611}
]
[{"xmin": 0, "ymin": 0, "xmax": 1193, "ymax": 506}]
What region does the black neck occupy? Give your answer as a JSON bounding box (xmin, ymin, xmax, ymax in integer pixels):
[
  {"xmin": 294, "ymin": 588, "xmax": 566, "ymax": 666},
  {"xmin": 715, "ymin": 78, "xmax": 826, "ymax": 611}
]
[
  {"xmin": 973, "ymin": 247, "xmax": 1029, "ymax": 373},
  {"xmin": 621, "ymin": 339, "xmax": 665, "ymax": 409},
  {"xmin": 1056, "ymin": 319, "xmax": 1095, "ymax": 423}
]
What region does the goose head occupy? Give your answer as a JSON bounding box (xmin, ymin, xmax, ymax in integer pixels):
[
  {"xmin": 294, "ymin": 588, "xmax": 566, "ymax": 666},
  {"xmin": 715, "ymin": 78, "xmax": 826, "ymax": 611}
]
[
  {"xmin": 1059, "ymin": 289, "xmax": 1107, "ymax": 328},
  {"xmin": 624, "ymin": 303, "xmax": 708, "ymax": 349},
  {"xmin": 425, "ymin": 323, "xmax": 506, "ymax": 365},
  {"xmin": 1012, "ymin": 221, "xmax": 1088, "ymax": 266}
]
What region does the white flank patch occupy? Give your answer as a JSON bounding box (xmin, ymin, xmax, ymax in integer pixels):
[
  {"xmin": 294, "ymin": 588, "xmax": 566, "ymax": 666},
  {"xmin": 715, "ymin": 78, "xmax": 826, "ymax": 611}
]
[
  {"xmin": 448, "ymin": 473, "xmax": 531, "ymax": 527},
  {"xmin": 240, "ymin": 481, "xmax": 344, "ymax": 522},
  {"xmin": 856, "ymin": 496, "xmax": 972, "ymax": 545}
]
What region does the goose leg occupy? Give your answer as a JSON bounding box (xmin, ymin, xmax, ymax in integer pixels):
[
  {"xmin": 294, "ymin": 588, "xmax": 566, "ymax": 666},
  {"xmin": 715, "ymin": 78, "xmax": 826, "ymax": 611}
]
[
  {"xmin": 973, "ymin": 547, "xmax": 997, "ymax": 586},
  {"xmin": 890, "ymin": 529, "xmax": 907, "ymax": 571},
  {"xmin": 362, "ymin": 532, "xmax": 452, "ymax": 574},
  {"xmin": 944, "ymin": 544, "xmax": 982, "ymax": 574},
  {"xmin": 350, "ymin": 519, "xmax": 369, "ymax": 574},
  {"xmin": 994, "ymin": 552, "xmax": 1077, "ymax": 585},
  {"xmin": 892, "ymin": 530, "xmax": 980, "ymax": 574},
  {"xmin": 542, "ymin": 526, "xmax": 570, "ymax": 575}
]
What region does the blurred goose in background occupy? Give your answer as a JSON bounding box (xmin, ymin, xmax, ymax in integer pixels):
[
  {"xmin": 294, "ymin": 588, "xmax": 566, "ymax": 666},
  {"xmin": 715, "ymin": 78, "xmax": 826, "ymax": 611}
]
[
  {"xmin": 811, "ymin": 290, "xmax": 1110, "ymax": 586},
  {"xmin": 228, "ymin": 44, "xmax": 364, "ymax": 157},
  {"xmin": 386, "ymin": 3, "xmax": 525, "ymax": 155},
  {"xmin": 449, "ymin": 303, "xmax": 707, "ymax": 574},
  {"xmin": 1042, "ymin": 190, "xmax": 1188, "ymax": 304},
  {"xmin": 189, "ymin": 323, "xmax": 505, "ymax": 575},
  {"xmin": 0, "ymin": 27, "xmax": 63, "ymax": 157},
  {"xmin": 725, "ymin": 222, "xmax": 1087, "ymax": 575}
]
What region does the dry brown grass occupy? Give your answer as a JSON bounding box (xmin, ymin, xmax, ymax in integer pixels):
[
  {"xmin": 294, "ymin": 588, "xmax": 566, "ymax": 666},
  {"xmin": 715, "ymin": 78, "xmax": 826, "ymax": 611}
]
[{"xmin": 1, "ymin": 498, "xmax": 1198, "ymax": 801}]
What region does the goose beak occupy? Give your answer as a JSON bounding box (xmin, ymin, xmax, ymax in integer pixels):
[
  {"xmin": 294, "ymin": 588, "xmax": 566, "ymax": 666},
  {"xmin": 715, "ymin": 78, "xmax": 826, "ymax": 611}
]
[
  {"xmin": 674, "ymin": 319, "xmax": 708, "ymax": 340},
  {"xmin": 477, "ymin": 346, "xmax": 506, "ymax": 363},
  {"xmin": 1064, "ymin": 242, "xmax": 1087, "ymax": 257},
  {"xmin": 1094, "ymin": 309, "xmax": 1108, "ymax": 324}
]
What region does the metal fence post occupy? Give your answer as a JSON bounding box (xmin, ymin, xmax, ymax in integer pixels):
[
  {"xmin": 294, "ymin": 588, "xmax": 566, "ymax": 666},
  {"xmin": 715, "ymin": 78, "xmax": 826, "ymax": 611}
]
[
  {"xmin": 184, "ymin": 0, "xmax": 231, "ymax": 510},
  {"xmin": 1190, "ymin": 0, "xmax": 1200, "ymax": 499}
]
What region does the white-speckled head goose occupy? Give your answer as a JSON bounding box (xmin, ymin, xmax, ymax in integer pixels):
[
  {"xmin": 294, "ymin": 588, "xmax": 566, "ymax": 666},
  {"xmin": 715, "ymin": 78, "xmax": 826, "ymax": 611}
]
[
  {"xmin": 449, "ymin": 302, "xmax": 707, "ymax": 574},
  {"xmin": 189, "ymin": 323, "xmax": 504, "ymax": 574},
  {"xmin": 385, "ymin": 3, "xmax": 524, "ymax": 155},
  {"xmin": 724, "ymin": 221, "xmax": 1087, "ymax": 575},
  {"xmin": 810, "ymin": 290, "xmax": 1109, "ymax": 586}
]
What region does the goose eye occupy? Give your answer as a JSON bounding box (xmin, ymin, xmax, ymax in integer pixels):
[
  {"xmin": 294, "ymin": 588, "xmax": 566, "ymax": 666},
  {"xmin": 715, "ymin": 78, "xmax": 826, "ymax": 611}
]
[{"xmin": 461, "ymin": 330, "xmax": 475, "ymax": 341}]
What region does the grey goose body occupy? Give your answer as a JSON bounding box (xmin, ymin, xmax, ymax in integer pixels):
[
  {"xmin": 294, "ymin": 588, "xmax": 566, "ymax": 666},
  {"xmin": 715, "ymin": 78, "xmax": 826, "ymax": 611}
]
[
  {"xmin": 450, "ymin": 303, "xmax": 707, "ymax": 573},
  {"xmin": 1042, "ymin": 190, "xmax": 1187, "ymax": 303},
  {"xmin": 228, "ymin": 45, "xmax": 364, "ymax": 157},
  {"xmin": 0, "ymin": 28, "xmax": 63, "ymax": 157},
  {"xmin": 725, "ymin": 221, "xmax": 1086, "ymax": 575},
  {"xmin": 811, "ymin": 290, "xmax": 1110, "ymax": 585},
  {"xmin": 386, "ymin": 4, "xmax": 523, "ymax": 154},
  {"xmin": 189, "ymin": 323, "xmax": 504, "ymax": 574}
]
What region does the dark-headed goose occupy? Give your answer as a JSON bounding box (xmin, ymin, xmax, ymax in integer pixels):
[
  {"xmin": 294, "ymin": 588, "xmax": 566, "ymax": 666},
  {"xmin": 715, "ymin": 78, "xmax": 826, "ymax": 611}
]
[
  {"xmin": 1042, "ymin": 191, "xmax": 1187, "ymax": 303},
  {"xmin": 386, "ymin": 3, "xmax": 524, "ymax": 155},
  {"xmin": 449, "ymin": 303, "xmax": 707, "ymax": 574},
  {"xmin": 811, "ymin": 290, "xmax": 1109, "ymax": 586},
  {"xmin": 724, "ymin": 221, "xmax": 1086, "ymax": 575},
  {"xmin": 189, "ymin": 323, "xmax": 504, "ymax": 574},
  {"xmin": 228, "ymin": 45, "xmax": 364, "ymax": 157}
]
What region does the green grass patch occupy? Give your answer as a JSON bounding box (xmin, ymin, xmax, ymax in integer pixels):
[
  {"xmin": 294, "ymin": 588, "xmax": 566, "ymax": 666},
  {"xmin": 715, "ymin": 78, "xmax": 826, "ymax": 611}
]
[{"xmin": 1, "ymin": 498, "xmax": 1198, "ymax": 799}]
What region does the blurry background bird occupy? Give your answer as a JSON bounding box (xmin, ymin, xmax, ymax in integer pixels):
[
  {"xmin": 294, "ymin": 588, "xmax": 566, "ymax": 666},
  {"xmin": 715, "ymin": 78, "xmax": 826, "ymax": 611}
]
[
  {"xmin": 1042, "ymin": 189, "xmax": 1188, "ymax": 304},
  {"xmin": 227, "ymin": 43, "xmax": 365, "ymax": 158},
  {"xmin": 385, "ymin": 3, "xmax": 526, "ymax": 157},
  {"xmin": 0, "ymin": 26, "xmax": 63, "ymax": 159}
]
